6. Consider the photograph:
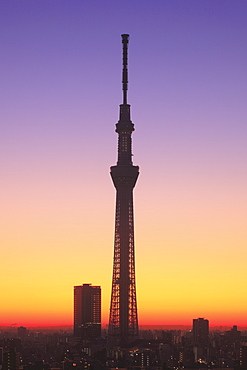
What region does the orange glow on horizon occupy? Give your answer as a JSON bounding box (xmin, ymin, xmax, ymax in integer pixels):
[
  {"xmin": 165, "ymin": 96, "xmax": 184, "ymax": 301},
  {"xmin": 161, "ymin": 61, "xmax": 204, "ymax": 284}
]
[{"xmin": 2, "ymin": 308, "xmax": 247, "ymax": 329}]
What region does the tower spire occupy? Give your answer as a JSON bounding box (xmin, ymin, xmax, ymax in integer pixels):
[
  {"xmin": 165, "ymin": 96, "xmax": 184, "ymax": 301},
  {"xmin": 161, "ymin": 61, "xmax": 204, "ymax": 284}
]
[{"xmin": 122, "ymin": 34, "xmax": 129, "ymax": 105}]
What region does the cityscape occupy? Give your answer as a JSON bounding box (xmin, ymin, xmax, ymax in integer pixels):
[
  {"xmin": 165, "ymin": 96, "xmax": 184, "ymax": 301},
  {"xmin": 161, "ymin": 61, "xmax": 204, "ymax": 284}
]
[
  {"xmin": 1, "ymin": 1, "xmax": 247, "ymax": 370},
  {"xmin": 2, "ymin": 316, "xmax": 247, "ymax": 369}
]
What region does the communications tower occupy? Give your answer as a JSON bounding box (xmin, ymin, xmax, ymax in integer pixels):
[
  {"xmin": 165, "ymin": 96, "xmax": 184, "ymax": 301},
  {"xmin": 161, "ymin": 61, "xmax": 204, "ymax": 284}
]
[{"xmin": 108, "ymin": 34, "xmax": 139, "ymax": 346}]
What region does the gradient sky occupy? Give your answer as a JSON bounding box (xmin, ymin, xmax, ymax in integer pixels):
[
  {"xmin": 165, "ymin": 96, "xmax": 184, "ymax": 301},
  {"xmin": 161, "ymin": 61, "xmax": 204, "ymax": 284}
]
[{"xmin": 1, "ymin": 0, "xmax": 247, "ymax": 328}]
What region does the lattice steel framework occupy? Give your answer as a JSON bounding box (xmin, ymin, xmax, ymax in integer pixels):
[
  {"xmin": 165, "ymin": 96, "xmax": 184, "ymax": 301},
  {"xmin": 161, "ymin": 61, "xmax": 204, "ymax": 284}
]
[{"xmin": 108, "ymin": 34, "xmax": 139, "ymax": 346}]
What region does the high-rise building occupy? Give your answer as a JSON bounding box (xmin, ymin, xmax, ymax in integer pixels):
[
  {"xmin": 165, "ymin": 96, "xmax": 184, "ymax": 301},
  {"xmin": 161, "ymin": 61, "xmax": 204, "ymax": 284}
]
[
  {"xmin": 108, "ymin": 34, "xmax": 139, "ymax": 346},
  {"xmin": 17, "ymin": 326, "xmax": 27, "ymax": 341},
  {"xmin": 74, "ymin": 283, "xmax": 101, "ymax": 339},
  {"xmin": 240, "ymin": 343, "xmax": 247, "ymax": 368},
  {"xmin": 0, "ymin": 348, "xmax": 3, "ymax": 368},
  {"xmin": 226, "ymin": 325, "xmax": 241, "ymax": 339},
  {"xmin": 193, "ymin": 317, "xmax": 209, "ymax": 345},
  {"xmin": 2, "ymin": 348, "xmax": 20, "ymax": 370}
]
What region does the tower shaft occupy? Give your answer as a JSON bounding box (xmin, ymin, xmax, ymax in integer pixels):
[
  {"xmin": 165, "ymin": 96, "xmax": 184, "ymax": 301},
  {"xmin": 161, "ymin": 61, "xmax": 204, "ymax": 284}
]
[{"xmin": 108, "ymin": 35, "xmax": 139, "ymax": 346}]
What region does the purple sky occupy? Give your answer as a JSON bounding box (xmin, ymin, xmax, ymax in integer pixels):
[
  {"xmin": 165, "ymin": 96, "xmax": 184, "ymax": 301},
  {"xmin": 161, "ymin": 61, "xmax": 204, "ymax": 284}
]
[{"xmin": 2, "ymin": 1, "xmax": 246, "ymax": 174}]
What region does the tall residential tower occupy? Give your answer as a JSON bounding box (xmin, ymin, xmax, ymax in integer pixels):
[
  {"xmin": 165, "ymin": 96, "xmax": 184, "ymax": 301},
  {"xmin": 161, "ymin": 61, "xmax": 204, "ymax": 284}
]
[
  {"xmin": 193, "ymin": 318, "xmax": 209, "ymax": 345},
  {"xmin": 74, "ymin": 284, "xmax": 101, "ymax": 339},
  {"xmin": 108, "ymin": 34, "xmax": 139, "ymax": 346}
]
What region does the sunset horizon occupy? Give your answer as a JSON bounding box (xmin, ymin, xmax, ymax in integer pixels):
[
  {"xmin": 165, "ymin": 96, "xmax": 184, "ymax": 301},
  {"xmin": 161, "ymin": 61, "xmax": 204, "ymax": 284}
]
[{"xmin": 2, "ymin": 0, "xmax": 247, "ymax": 337}]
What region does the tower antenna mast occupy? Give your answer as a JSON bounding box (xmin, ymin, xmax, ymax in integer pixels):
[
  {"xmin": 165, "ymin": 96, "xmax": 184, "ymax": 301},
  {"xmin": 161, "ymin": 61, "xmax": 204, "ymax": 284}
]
[{"xmin": 122, "ymin": 34, "xmax": 129, "ymax": 105}]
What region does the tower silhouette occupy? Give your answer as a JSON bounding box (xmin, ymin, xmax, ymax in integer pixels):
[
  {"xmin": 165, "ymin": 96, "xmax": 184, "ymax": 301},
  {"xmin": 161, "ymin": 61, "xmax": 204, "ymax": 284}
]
[{"xmin": 108, "ymin": 34, "xmax": 139, "ymax": 346}]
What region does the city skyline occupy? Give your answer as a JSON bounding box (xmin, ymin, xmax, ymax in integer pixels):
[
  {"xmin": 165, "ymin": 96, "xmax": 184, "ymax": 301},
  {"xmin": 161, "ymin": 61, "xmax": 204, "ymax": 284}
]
[{"xmin": 1, "ymin": 0, "xmax": 247, "ymax": 327}]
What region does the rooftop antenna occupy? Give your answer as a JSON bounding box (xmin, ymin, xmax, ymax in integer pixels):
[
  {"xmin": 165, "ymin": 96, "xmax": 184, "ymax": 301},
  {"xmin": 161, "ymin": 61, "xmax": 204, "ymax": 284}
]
[{"xmin": 121, "ymin": 34, "xmax": 129, "ymax": 105}]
